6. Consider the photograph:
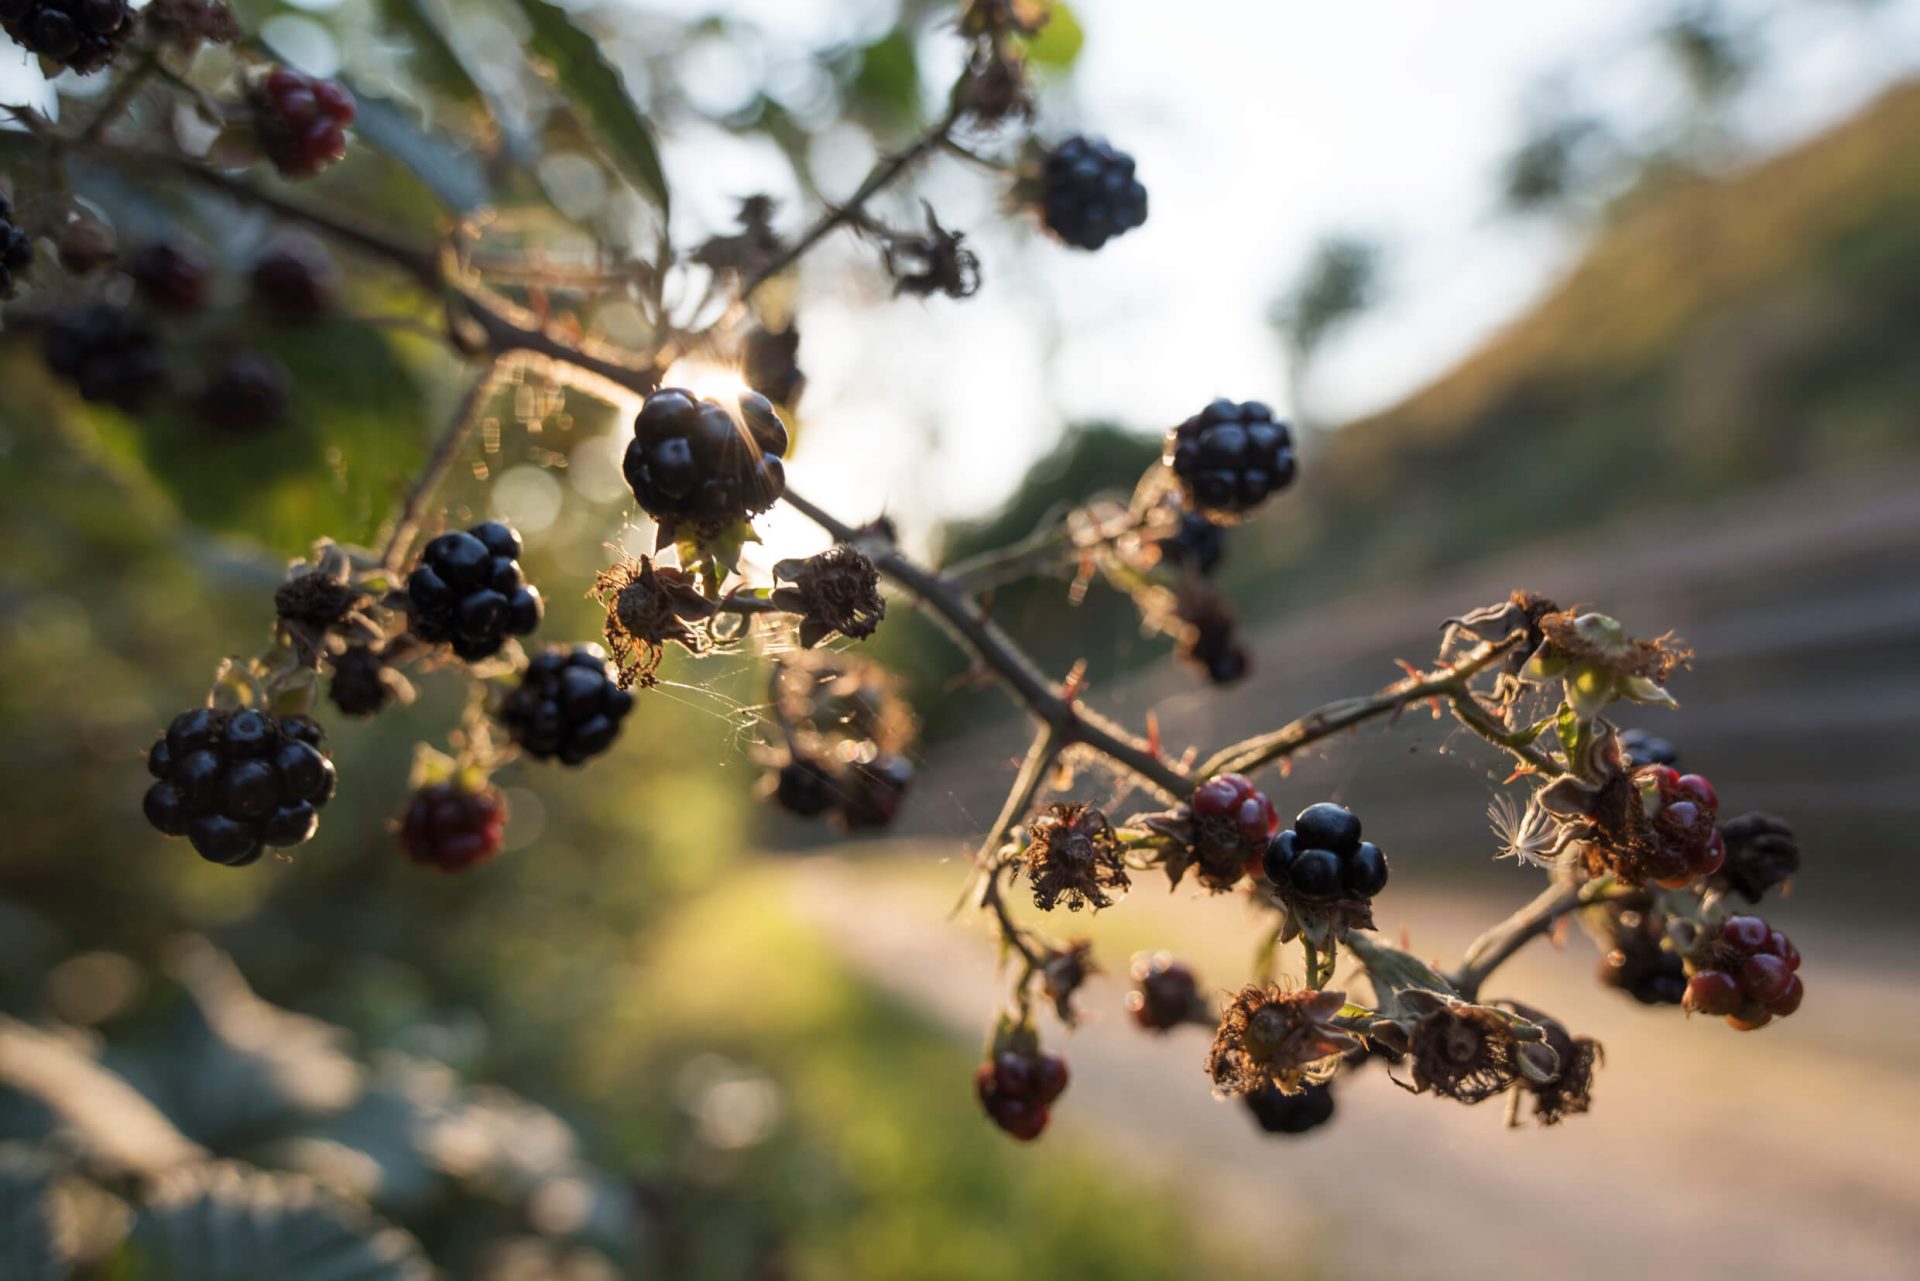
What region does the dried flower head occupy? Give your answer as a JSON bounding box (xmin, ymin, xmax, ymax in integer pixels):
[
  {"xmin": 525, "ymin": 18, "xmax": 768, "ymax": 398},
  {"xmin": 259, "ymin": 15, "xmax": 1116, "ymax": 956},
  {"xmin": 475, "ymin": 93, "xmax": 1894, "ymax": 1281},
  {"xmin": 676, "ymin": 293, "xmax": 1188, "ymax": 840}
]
[
  {"xmin": 143, "ymin": 0, "xmax": 243, "ymax": 53},
  {"xmin": 1041, "ymin": 939, "xmax": 1096, "ymax": 1025},
  {"xmin": 1016, "ymin": 804, "xmax": 1130, "ymax": 912},
  {"xmin": 1398, "ymin": 989, "xmax": 1558, "ymax": 1104},
  {"xmin": 273, "ymin": 541, "xmax": 381, "ymax": 665},
  {"xmin": 1445, "ymin": 590, "xmax": 1560, "ymax": 675},
  {"xmin": 274, "ymin": 571, "xmax": 366, "ymax": 634},
  {"xmin": 770, "ymin": 545, "xmax": 886, "ymax": 648},
  {"xmin": 1714, "ymin": 812, "xmax": 1800, "ymax": 903},
  {"xmin": 955, "ymin": 42, "xmax": 1033, "ymax": 124},
  {"xmin": 1522, "ymin": 609, "xmax": 1692, "ymax": 717},
  {"xmin": 691, "ymin": 196, "xmax": 784, "ymax": 279},
  {"xmin": 744, "ymin": 323, "xmax": 805, "ymax": 406},
  {"xmin": 1205, "ymin": 985, "xmax": 1359, "ymax": 1097},
  {"xmin": 591, "ymin": 555, "xmax": 718, "ymax": 688},
  {"xmin": 1501, "ymin": 1002, "xmax": 1602, "ymax": 1126},
  {"xmin": 883, "ymin": 205, "xmax": 982, "ymax": 300}
]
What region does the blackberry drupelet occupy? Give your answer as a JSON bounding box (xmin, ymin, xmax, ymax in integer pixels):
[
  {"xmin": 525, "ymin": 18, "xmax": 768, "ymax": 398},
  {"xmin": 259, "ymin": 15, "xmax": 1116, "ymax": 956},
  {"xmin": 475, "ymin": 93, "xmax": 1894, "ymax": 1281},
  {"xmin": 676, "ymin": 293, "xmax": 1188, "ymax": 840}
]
[
  {"xmin": 499, "ymin": 645, "xmax": 634, "ymax": 765},
  {"xmin": 142, "ymin": 707, "xmax": 336, "ymax": 865},
  {"xmin": 407, "ymin": 521, "xmax": 543, "ymax": 661},
  {"xmin": 1164, "ymin": 399, "xmax": 1297, "ymax": 518},
  {"xmin": 1038, "ymin": 135, "xmax": 1147, "ymax": 251}
]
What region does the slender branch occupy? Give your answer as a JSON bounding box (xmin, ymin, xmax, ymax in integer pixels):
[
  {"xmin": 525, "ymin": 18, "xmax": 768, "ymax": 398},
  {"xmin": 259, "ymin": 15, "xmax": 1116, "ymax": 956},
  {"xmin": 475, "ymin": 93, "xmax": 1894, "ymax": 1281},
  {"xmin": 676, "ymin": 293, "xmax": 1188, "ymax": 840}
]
[
  {"xmin": 378, "ymin": 362, "xmax": 499, "ymax": 571},
  {"xmin": 1446, "ymin": 688, "xmax": 1561, "ymax": 777},
  {"xmin": 968, "ymin": 723, "xmax": 1066, "ymax": 967},
  {"xmin": 1449, "ymin": 878, "xmax": 1639, "ymax": 999},
  {"xmin": 1198, "ymin": 634, "xmax": 1523, "ymax": 778},
  {"xmin": 81, "ymin": 51, "xmax": 158, "ymax": 144}
]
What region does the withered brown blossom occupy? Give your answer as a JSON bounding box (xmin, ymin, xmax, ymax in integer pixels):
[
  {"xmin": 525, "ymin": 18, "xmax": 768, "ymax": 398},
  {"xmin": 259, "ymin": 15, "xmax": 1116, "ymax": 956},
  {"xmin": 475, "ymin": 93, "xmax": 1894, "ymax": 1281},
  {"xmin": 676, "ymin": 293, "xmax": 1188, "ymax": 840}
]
[
  {"xmin": 143, "ymin": 0, "xmax": 243, "ymax": 53},
  {"xmin": 274, "ymin": 572, "xmax": 366, "ymax": 633},
  {"xmin": 1502, "ymin": 1002, "xmax": 1602, "ymax": 1126},
  {"xmin": 1538, "ymin": 609, "xmax": 1692, "ymax": 684},
  {"xmin": 1041, "ymin": 939, "xmax": 1096, "ymax": 1025},
  {"xmin": 1396, "ymin": 990, "xmax": 1558, "ymax": 1104},
  {"xmin": 771, "ymin": 545, "xmax": 886, "ymax": 648},
  {"xmin": 691, "ymin": 196, "xmax": 784, "ymax": 279},
  {"xmin": 591, "ymin": 555, "xmax": 717, "ymax": 688},
  {"xmin": 1015, "ymin": 804, "xmax": 1130, "ymax": 912},
  {"xmin": 882, "ymin": 206, "xmax": 982, "ymax": 300},
  {"xmin": 744, "ymin": 323, "xmax": 805, "ymax": 407},
  {"xmin": 1205, "ymin": 985, "xmax": 1359, "ymax": 1097}
]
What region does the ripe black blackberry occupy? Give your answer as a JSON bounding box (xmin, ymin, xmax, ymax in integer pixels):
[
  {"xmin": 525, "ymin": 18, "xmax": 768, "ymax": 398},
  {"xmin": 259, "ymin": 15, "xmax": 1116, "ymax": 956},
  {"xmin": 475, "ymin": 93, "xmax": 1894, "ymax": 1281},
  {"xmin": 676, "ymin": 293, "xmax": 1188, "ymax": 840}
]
[
  {"xmin": 250, "ymin": 235, "xmax": 339, "ymax": 321},
  {"xmin": 1264, "ymin": 803, "xmax": 1389, "ymax": 903},
  {"xmin": 327, "ymin": 644, "xmax": 393, "ymax": 718},
  {"xmin": 1243, "ymin": 1080, "xmax": 1335, "ymax": 1136},
  {"xmin": 1618, "ymin": 727, "xmax": 1678, "ymax": 768},
  {"xmin": 500, "ymin": 645, "xmax": 634, "ymax": 765},
  {"xmin": 407, "ymin": 522, "xmax": 543, "ymax": 661},
  {"xmin": 1164, "ymin": 400, "xmax": 1297, "ymax": 517},
  {"xmin": 1156, "ymin": 512, "xmax": 1225, "ymax": 575},
  {"xmin": 1038, "ymin": 136, "xmax": 1147, "ymax": 251},
  {"xmin": 250, "ymin": 66, "xmax": 356, "ymax": 179},
  {"xmin": 623, "ymin": 387, "xmax": 788, "ymax": 532},
  {"xmin": 143, "ymin": 707, "xmax": 336, "ymax": 866},
  {"xmin": 0, "ymin": 195, "xmax": 34, "ymax": 299},
  {"xmin": 772, "ymin": 754, "xmax": 840, "ymax": 818},
  {"xmin": 43, "ymin": 303, "xmax": 167, "ymax": 411},
  {"xmin": 126, "ymin": 240, "xmax": 211, "ymax": 314},
  {"xmin": 197, "ymin": 349, "xmax": 291, "ymax": 433},
  {"xmin": 1596, "ymin": 945, "xmax": 1687, "ymax": 1007},
  {"xmin": 1, "ymin": 0, "xmax": 134, "ymax": 75}
]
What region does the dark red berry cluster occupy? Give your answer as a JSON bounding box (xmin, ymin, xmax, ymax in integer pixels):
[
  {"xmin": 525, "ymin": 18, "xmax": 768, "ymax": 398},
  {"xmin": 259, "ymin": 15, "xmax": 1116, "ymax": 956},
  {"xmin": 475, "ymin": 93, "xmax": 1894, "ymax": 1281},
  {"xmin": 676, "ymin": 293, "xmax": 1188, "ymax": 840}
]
[
  {"xmin": 127, "ymin": 240, "xmax": 211, "ymax": 314},
  {"xmin": 1243, "ymin": 1079, "xmax": 1335, "ymax": 1136},
  {"xmin": 0, "ymin": 194, "xmax": 33, "ymax": 299},
  {"xmin": 251, "ymin": 67, "xmax": 356, "ymax": 179},
  {"xmin": 975, "ymin": 1049, "xmax": 1069, "ymax": 1141},
  {"xmin": 1264, "ymin": 803, "xmax": 1389, "ymax": 903},
  {"xmin": 623, "ymin": 387, "xmax": 788, "ymax": 531},
  {"xmin": 1188, "ymin": 772, "xmax": 1278, "ymax": 887},
  {"xmin": 143, "ymin": 708, "xmax": 335, "ymax": 866},
  {"xmin": 43, "ymin": 302, "xmax": 166, "ymax": 410},
  {"xmin": 1618, "ymin": 727, "xmax": 1678, "ymax": 767},
  {"xmin": 1637, "ymin": 765, "xmax": 1724, "ymax": 887},
  {"xmin": 1038, "ymin": 135, "xmax": 1147, "ymax": 251},
  {"xmin": 400, "ymin": 781, "xmax": 509, "ymax": 873},
  {"xmin": 407, "ymin": 522, "xmax": 544, "ymax": 661},
  {"xmin": 0, "ymin": 0, "xmax": 133, "ymax": 75},
  {"xmin": 1164, "ymin": 400, "xmax": 1298, "ymax": 518},
  {"xmin": 250, "ymin": 235, "xmax": 339, "ymax": 321},
  {"xmin": 499, "ymin": 645, "xmax": 634, "ymax": 765},
  {"xmin": 1683, "ymin": 914, "xmax": 1804, "ymax": 1031},
  {"xmin": 1127, "ymin": 953, "xmax": 1202, "ymax": 1032}
]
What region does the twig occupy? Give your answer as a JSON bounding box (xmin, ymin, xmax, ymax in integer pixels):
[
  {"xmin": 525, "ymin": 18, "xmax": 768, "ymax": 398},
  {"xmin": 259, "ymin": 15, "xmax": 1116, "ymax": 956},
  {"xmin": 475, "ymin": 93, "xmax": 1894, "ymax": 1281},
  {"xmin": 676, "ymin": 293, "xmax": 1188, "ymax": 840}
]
[
  {"xmin": 378, "ymin": 362, "xmax": 499, "ymax": 572},
  {"xmin": 1449, "ymin": 878, "xmax": 1638, "ymax": 999}
]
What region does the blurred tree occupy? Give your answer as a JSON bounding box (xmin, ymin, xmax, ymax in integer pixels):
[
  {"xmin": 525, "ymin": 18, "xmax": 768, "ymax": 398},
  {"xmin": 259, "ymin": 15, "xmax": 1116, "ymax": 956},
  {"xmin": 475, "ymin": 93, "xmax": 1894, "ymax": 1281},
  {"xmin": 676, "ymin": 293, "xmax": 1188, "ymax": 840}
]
[{"xmin": 1269, "ymin": 235, "xmax": 1383, "ymax": 431}]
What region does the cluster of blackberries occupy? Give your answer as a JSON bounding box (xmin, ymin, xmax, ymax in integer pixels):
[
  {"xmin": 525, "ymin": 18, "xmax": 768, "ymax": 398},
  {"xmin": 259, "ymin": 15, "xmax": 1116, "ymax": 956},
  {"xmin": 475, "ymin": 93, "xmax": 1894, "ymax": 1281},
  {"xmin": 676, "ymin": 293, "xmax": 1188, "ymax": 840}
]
[
  {"xmin": 406, "ymin": 522, "xmax": 543, "ymax": 660},
  {"xmin": 1243, "ymin": 1080, "xmax": 1335, "ymax": 1136},
  {"xmin": 250, "ymin": 67, "xmax": 356, "ymax": 179},
  {"xmin": 975, "ymin": 1049, "xmax": 1069, "ymax": 1141},
  {"xmin": 1596, "ymin": 941, "xmax": 1688, "ymax": 1006},
  {"xmin": 1188, "ymin": 772, "xmax": 1278, "ymax": 887},
  {"xmin": 1037, "ymin": 136, "xmax": 1147, "ymax": 251},
  {"xmin": 127, "ymin": 240, "xmax": 212, "ymax": 314},
  {"xmin": 1637, "ymin": 765, "xmax": 1724, "ymax": 887},
  {"xmin": 499, "ymin": 645, "xmax": 634, "ymax": 765},
  {"xmin": 1618, "ymin": 727, "xmax": 1678, "ymax": 767},
  {"xmin": 0, "ymin": 0, "xmax": 133, "ymax": 75},
  {"xmin": 400, "ymin": 780, "xmax": 509, "ymax": 872},
  {"xmin": 1264, "ymin": 803, "xmax": 1389, "ymax": 902},
  {"xmin": 770, "ymin": 752, "xmax": 916, "ymax": 830},
  {"xmin": 1164, "ymin": 400, "xmax": 1297, "ymax": 518},
  {"xmin": 1127, "ymin": 953, "xmax": 1202, "ymax": 1032},
  {"xmin": 1156, "ymin": 512, "xmax": 1225, "ymax": 575},
  {"xmin": 0, "ymin": 195, "xmax": 33, "ymax": 299},
  {"xmin": 1684, "ymin": 915, "xmax": 1804, "ymax": 1031},
  {"xmin": 143, "ymin": 708, "xmax": 335, "ymax": 865},
  {"xmin": 623, "ymin": 387, "xmax": 788, "ymax": 532},
  {"xmin": 43, "ymin": 303, "xmax": 166, "ymax": 410}
]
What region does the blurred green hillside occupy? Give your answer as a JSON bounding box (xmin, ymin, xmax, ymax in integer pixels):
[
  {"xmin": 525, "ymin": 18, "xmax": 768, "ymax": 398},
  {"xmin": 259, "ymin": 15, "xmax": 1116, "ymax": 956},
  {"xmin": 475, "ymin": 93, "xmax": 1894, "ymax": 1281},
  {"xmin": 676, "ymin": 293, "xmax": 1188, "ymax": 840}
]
[{"xmin": 887, "ymin": 78, "xmax": 1920, "ymax": 737}]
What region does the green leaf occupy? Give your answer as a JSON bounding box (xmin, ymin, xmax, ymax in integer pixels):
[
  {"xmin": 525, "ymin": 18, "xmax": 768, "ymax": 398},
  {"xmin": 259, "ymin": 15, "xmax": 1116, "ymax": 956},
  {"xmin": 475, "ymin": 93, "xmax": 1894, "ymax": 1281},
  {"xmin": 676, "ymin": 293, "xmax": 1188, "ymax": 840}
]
[
  {"xmin": 850, "ymin": 29, "xmax": 921, "ymax": 128},
  {"xmin": 128, "ymin": 1164, "xmax": 431, "ymax": 1281},
  {"xmin": 379, "ymin": 0, "xmax": 484, "ymax": 104},
  {"xmin": 511, "ymin": 0, "xmax": 671, "ymax": 214},
  {"xmin": 1023, "ymin": 2, "xmax": 1085, "ymax": 69},
  {"xmin": 349, "ymin": 89, "xmax": 493, "ymax": 215}
]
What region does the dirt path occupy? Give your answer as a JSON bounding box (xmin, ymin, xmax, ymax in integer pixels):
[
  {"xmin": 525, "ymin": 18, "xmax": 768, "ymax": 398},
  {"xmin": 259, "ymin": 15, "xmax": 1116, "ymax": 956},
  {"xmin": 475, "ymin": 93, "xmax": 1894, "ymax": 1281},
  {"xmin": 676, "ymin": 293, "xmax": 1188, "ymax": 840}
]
[{"xmin": 782, "ymin": 852, "xmax": 1920, "ymax": 1281}]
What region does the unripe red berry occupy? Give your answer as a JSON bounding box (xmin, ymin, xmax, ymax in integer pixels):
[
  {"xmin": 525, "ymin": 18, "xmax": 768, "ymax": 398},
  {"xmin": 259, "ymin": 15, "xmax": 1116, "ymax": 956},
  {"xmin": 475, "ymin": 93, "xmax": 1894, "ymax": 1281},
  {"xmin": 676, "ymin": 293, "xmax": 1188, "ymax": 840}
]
[
  {"xmin": 1684, "ymin": 970, "xmax": 1742, "ymax": 1016},
  {"xmin": 399, "ymin": 780, "xmax": 509, "ymax": 872},
  {"xmin": 1765, "ymin": 930, "xmax": 1801, "ymax": 971},
  {"xmin": 1769, "ymin": 973, "xmax": 1805, "ymax": 1017},
  {"xmin": 1721, "ymin": 915, "xmax": 1770, "ymax": 954},
  {"xmin": 1739, "ymin": 953, "xmax": 1794, "ymax": 1004}
]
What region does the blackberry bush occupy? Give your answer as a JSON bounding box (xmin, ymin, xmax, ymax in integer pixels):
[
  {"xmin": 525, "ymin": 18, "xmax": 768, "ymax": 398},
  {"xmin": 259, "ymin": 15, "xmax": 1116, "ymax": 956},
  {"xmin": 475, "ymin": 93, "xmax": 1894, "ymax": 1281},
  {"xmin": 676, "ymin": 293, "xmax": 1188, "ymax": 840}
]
[
  {"xmin": 407, "ymin": 522, "xmax": 544, "ymax": 661},
  {"xmin": 499, "ymin": 646, "xmax": 634, "ymax": 765},
  {"xmin": 1036, "ymin": 135, "xmax": 1147, "ymax": 250},
  {"xmin": 143, "ymin": 708, "xmax": 335, "ymax": 865},
  {"xmin": 1164, "ymin": 399, "xmax": 1298, "ymax": 518},
  {"xmin": 622, "ymin": 386, "xmax": 788, "ymax": 534}
]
